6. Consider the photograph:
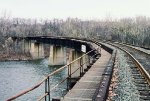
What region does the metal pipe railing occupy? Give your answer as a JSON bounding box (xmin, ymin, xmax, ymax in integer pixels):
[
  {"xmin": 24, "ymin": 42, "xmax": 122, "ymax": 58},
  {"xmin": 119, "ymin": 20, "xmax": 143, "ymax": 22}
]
[
  {"xmin": 7, "ymin": 49, "xmax": 99, "ymax": 101},
  {"xmin": 37, "ymin": 52, "xmax": 99, "ymax": 101}
]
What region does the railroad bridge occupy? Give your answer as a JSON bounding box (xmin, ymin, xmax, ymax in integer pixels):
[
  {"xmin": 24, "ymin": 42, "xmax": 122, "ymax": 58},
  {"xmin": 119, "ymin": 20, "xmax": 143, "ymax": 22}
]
[{"xmin": 7, "ymin": 36, "xmax": 150, "ymax": 101}]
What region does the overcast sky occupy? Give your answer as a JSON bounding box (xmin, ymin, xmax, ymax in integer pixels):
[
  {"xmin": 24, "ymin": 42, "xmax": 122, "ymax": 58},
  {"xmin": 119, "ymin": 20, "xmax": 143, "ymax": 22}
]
[{"xmin": 0, "ymin": 0, "xmax": 150, "ymax": 20}]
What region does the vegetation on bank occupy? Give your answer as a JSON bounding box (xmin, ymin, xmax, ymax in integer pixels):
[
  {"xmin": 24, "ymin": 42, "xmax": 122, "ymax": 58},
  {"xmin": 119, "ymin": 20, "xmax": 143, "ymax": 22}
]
[{"xmin": 0, "ymin": 16, "xmax": 150, "ymax": 59}]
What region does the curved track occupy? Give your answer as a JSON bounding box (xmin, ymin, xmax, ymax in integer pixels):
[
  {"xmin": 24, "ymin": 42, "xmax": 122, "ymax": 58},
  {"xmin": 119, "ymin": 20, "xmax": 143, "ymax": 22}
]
[
  {"xmin": 113, "ymin": 43, "xmax": 150, "ymax": 74},
  {"xmin": 108, "ymin": 42, "xmax": 150, "ymax": 101}
]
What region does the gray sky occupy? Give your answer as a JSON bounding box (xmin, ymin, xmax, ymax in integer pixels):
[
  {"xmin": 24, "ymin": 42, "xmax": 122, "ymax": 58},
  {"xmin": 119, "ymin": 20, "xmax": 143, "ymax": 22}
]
[{"xmin": 0, "ymin": 0, "xmax": 150, "ymax": 20}]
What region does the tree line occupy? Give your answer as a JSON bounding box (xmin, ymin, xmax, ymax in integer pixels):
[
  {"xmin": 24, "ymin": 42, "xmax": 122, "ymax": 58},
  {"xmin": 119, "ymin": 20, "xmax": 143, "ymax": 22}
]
[{"xmin": 0, "ymin": 16, "xmax": 150, "ymax": 52}]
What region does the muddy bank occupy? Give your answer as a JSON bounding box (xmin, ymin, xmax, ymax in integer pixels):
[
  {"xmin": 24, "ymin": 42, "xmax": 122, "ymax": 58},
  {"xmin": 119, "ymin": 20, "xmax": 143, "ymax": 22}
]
[
  {"xmin": 0, "ymin": 53, "xmax": 32, "ymax": 61},
  {"xmin": 0, "ymin": 44, "xmax": 50, "ymax": 61}
]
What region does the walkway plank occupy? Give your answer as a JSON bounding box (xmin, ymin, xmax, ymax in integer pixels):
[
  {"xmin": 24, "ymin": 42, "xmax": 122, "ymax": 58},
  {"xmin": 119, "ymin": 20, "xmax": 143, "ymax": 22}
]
[{"xmin": 62, "ymin": 48, "xmax": 111, "ymax": 101}]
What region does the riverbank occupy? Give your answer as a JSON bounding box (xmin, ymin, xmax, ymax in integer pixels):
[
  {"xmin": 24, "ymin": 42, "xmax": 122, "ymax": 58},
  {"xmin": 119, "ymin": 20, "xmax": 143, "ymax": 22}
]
[
  {"xmin": 0, "ymin": 53, "xmax": 32, "ymax": 61},
  {"xmin": 0, "ymin": 47, "xmax": 50, "ymax": 61}
]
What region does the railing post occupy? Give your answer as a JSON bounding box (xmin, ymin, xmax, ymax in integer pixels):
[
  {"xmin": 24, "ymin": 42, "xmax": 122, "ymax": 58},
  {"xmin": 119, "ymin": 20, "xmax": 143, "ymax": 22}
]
[
  {"xmin": 45, "ymin": 77, "xmax": 50, "ymax": 101},
  {"xmin": 67, "ymin": 65, "xmax": 69, "ymax": 90},
  {"xmin": 67, "ymin": 65, "xmax": 71, "ymax": 90},
  {"xmin": 80, "ymin": 58, "xmax": 82, "ymax": 77},
  {"xmin": 48, "ymin": 77, "xmax": 50, "ymax": 101},
  {"xmin": 81, "ymin": 57, "xmax": 84, "ymax": 74},
  {"xmin": 45, "ymin": 79, "xmax": 47, "ymax": 101},
  {"xmin": 67, "ymin": 64, "xmax": 71, "ymax": 78},
  {"xmin": 68, "ymin": 65, "xmax": 70, "ymax": 77},
  {"xmin": 69, "ymin": 65, "xmax": 71, "ymax": 78}
]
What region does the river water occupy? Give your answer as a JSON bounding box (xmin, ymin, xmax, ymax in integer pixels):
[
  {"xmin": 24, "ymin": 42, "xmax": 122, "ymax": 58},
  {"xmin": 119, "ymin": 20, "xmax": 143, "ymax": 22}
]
[{"xmin": 0, "ymin": 58, "xmax": 68, "ymax": 101}]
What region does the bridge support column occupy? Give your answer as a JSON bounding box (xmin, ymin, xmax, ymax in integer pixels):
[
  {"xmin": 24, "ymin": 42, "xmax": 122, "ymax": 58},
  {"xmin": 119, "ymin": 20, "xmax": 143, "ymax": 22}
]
[
  {"xmin": 49, "ymin": 45, "xmax": 67, "ymax": 66},
  {"xmin": 68, "ymin": 49, "xmax": 82, "ymax": 77},
  {"xmin": 24, "ymin": 40, "xmax": 31, "ymax": 53},
  {"xmin": 30, "ymin": 42, "xmax": 44, "ymax": 59}
]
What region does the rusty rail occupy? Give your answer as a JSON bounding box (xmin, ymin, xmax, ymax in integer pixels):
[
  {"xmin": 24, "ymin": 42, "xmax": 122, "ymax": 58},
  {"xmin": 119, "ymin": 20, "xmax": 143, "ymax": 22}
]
[
  {"xmin": 7, "ymin": 48, "xmax": 100, "ymax": 101},
  {"xmin": 108, "ymin": 43, "xmax": 150, "ymax": 85}
]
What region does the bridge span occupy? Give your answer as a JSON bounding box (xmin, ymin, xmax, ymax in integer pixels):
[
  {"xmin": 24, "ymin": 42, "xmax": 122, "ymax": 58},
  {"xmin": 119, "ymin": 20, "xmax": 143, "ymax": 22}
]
[{"xmin": 7, "ymin": 36, "xmax": 116, "ymax": 101}]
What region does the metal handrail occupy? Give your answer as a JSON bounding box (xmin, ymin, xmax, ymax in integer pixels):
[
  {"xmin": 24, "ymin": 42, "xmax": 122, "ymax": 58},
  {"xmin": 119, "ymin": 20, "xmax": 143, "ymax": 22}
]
[
  {"xmin": 38, "ymin": 52, "xmax": 99, "ymax": 101},
  {"xmin": 49, "ymin": 52, "xmax": 97, "ymax": 91},
  {"xmin": 7, "ymin": 49, "xmax": 98, "ymax": 101}
]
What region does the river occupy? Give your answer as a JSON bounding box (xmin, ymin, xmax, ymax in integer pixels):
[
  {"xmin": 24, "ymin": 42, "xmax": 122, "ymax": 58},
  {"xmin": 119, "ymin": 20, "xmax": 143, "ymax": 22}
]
[{"xmin": 0, "ymin": 58, "xmax": 68, "ymax": 101}]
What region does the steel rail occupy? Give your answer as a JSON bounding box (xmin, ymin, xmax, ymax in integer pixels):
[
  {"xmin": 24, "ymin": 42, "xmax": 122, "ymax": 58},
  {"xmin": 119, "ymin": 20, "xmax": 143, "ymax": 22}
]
[
  {"xmin": 108, "ymin": 43, "xmax": 150, "ymax": 85},
  {"xmin": 114, "ymin": 42, "xmax": 150, "ymax": 55}
]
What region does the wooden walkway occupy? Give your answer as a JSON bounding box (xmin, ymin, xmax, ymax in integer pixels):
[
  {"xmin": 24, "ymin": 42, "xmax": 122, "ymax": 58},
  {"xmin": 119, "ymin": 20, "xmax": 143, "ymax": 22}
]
[{"xmin": 62, "ymin": 48, "xmax": 111, "ymax": 101}]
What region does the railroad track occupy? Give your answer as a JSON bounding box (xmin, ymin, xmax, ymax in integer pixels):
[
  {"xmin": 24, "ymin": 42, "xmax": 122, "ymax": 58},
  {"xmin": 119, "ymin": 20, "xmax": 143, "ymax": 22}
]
[
  {"xmin": 112, "ymin": 42, "xmax": 150, "ymax": 75},
  {"xmin": 107, "ymin": 42, "xmax": 150, "ymax": 101}
]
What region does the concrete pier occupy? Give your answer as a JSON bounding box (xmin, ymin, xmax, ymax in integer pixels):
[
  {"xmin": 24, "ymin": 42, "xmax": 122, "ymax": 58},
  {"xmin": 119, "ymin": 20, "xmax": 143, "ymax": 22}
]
[
  {"xmin": 68, "ymin": 49, "xmax": 82, "ymax": 77},
  {"xmin": 30, "ymin": 42, "xmax": 44, "ymax": 59},
  {"xmin": 49, "ymin": 45, "xmax": 67, "ymax": 66},
  {"xmin": 24, "ymin": 40, "xmax": 31, "ymax": 53}
]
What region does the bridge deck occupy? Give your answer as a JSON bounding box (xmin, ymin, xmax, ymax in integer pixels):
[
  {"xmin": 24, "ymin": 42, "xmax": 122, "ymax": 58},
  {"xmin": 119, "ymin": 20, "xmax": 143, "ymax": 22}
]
[{"xmin": 62, "ymin": 48, "xmax": 111, "ymax": 101}]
